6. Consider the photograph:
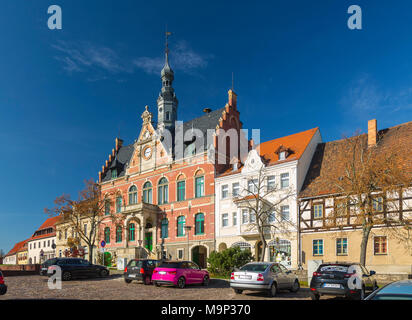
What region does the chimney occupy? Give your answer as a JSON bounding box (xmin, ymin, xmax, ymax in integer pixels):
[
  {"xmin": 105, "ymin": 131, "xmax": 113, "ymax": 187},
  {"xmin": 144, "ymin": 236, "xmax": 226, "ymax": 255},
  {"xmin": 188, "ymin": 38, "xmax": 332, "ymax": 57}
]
[
  {"xmin": 228, "ymin": 89, "xmax": 237, "ymax": 109},
  {"xmin": 368, "ymin": 119, "xmax": 377, "ymax": 147},
  {"xmin": 203, "ymin": 108, "xmax": 212, "ymax": 114}
]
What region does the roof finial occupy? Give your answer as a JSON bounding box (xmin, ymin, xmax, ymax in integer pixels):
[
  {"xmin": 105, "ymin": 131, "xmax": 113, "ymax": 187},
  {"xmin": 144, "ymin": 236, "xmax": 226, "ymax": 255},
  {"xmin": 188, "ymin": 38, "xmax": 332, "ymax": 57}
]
[{"xmin": 165, "ymin": 25, "xmax": 172, "ymax": 63}]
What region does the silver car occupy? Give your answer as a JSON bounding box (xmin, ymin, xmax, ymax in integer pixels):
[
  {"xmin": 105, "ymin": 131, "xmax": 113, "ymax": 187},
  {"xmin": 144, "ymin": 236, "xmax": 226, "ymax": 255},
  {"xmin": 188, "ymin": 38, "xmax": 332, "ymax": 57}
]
[{"xmin": 230, "ymin": 262, "xmax": 300, "ymax": 297}]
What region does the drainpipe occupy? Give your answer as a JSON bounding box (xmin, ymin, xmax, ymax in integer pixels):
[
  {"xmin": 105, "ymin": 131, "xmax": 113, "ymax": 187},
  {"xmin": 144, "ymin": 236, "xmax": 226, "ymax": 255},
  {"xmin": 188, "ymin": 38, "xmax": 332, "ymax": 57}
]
[{"xmin": 297, "ymin": 199, "xmax": 302, "ymax": 270}]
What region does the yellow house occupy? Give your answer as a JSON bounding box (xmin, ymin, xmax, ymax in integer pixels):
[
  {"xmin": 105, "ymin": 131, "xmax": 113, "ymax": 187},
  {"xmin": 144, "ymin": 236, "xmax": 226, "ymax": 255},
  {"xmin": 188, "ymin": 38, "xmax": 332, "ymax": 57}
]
[
  {"xmin": 55, "ymin": 216, "xmax": 98, "ymax": 263},
  {"xmin": 298, "ymin": 120, "xmax": 412, "ymax": 274},
  {"xmin": 16, "ymin": 240, "xmax": 29, "ymax": 265}
]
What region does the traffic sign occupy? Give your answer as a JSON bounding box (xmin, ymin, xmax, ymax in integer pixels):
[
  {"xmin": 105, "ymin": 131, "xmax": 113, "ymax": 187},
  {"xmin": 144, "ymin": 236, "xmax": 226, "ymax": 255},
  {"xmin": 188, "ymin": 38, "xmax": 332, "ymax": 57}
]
[{"xmin": 100, "ymin": 240, "xmax": 106, "ymax": 248}]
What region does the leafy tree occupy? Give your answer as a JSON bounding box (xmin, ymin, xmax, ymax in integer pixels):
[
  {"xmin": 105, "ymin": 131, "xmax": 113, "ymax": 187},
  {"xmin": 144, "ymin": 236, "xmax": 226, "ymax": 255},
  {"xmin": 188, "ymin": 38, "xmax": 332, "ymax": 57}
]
[
  {"xmin": 326, "ymin": 131, "xmax": 412, "ymax": 265},
  {"xmin": 207, "ymin": 247, "xmax": 253, "ymax": 277},
  {"xmin": 45, "ymin": 179, "xmax": 120, "ymax": 264}
]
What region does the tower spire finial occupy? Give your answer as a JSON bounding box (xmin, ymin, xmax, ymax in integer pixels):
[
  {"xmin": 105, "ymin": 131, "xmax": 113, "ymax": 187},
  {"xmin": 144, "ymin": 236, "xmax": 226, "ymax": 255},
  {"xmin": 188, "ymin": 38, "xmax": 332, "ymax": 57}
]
[{"xmin": 165, "ymin": 25, "xmax": 172, "ymax": 63}]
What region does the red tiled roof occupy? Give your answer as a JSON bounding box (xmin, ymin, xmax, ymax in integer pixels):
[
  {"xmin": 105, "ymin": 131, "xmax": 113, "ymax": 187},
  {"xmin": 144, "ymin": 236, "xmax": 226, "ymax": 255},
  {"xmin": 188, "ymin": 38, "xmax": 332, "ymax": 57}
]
[
  {"xmin": 37, "ymin": 216, "xmax": 61, "ymax": 231},
  {"xmin": 299, "ymin": 121, "xmax": 412, "ymax": 198},
  {"xmin": 28, "ymin": 232, "xmax": 57, "ymax": 242},
  {"xmin": 5, "ymin": 239, "xmax": 29, "ymax": 257},
  {"xmin": 219, "ymin": 127, "xmax": 319, "ymax": 177}
]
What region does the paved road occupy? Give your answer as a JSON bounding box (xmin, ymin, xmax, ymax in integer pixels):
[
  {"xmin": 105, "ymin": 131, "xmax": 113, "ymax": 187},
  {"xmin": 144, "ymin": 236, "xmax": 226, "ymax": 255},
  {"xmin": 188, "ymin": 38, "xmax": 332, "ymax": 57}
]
[{"xmin": 0, "ymin": 275, "xmax": 321, "ymax": 300}]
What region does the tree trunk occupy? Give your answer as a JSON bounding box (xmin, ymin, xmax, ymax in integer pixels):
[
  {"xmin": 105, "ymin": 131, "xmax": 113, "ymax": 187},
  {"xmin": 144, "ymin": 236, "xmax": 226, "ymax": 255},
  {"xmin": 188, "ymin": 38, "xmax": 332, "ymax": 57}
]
[
  {"xmin": 360, "ymin": 225, "xmax": 372, "ymax": 266},
  {"xmin": 88, "ymin": 245, "xmax": 94, "ymax": 264}
]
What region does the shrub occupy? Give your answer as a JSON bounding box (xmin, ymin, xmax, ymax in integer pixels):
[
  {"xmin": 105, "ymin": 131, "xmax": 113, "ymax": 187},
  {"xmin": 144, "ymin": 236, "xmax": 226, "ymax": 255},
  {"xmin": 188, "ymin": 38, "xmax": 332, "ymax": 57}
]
[{"xmin": 207, "ymin": 247, "xmax": 253, "ymax": 277}]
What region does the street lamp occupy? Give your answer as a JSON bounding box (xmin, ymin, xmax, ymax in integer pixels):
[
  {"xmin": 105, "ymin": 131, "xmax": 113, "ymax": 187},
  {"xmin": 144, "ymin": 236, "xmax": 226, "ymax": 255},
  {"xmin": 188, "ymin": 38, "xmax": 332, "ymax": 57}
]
[{"xmin": 184, "ymin": 225, "xmax": 192, "ymax": 260}]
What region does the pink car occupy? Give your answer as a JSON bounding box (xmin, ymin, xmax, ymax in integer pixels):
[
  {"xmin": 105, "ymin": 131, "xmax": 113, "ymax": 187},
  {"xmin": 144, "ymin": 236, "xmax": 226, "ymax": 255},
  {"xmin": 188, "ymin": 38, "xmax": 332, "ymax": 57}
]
[{"xmin": 152, "ymin": 261, "xmax": 209, "ymax": 289}]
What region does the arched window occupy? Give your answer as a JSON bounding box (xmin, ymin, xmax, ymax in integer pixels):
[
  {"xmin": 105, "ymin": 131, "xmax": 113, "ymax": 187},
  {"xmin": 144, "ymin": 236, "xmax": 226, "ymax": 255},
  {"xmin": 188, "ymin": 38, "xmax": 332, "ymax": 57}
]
[
  {"xmin": 104, "ymin": 200, "xmax": 111, "ymax": 215},
  {"xmin": 166, "ymin": 111, "xmax": 170, "ymax": 121},
  {"xmin": 161, "ymin": 218, "xmax": 168, "ymax": 238},
  {"xmin": 177, "ymin": 176, "xmax": 186, "ymax": 201},
  {"xmin": 104, "ymin": 227, "xmax": 111, "ymax": 244},
  {"xmin": 143, "ymin": 181, "xmax": 152, "ymax": 203},
  {"xmin": 129, "ymin": 223, "xmax": 135, "ymax": 241},
  {"xmin": 115, "ymin": 196, "xmax": 122, "ymax": 213},
  {"xmin": 116, "ymin": 226, "xmax": 122, "ymax": 243},
  {"xmin": 129, "ymin": 185, "xmax": 138, "ymax": 205},
  {"xmin": 195, "ymin": 213, "xmax": 205, "ymax": 235},
  {"xmin": 177, "ymin": 216, "xmax": 186, "ymax": 237},
  {"xmin": 231, "ymin": 242, "xmax": 252, "ymax": 251},
  {"xmin": 158, "ymin": 177, "xmax": 169, "ymax": 205},
  {"xmin": 195, "ymin": 172, "xmax": 204, "ymax": 198}
]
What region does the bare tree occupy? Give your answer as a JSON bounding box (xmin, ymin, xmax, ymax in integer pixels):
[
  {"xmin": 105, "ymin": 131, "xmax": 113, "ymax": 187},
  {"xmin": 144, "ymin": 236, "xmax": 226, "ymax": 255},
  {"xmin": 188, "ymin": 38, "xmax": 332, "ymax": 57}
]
[
  {"xmin": 45, "ymin": 179, "xmax": 121, "ymax": 263},
  {"xmin": 326, "ymin": 132, "xmax": 412, "ymax": 266},
  {"xmin": 234, "ymin": 167, "xmax": 296, "ymax": 261}
]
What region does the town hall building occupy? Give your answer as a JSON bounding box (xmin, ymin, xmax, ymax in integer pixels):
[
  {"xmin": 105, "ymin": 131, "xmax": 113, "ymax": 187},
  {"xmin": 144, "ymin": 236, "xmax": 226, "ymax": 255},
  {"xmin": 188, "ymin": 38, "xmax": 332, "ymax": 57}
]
[{"xmin": 97, "ymin": 39, "xmax": 245, "ymax": 268}]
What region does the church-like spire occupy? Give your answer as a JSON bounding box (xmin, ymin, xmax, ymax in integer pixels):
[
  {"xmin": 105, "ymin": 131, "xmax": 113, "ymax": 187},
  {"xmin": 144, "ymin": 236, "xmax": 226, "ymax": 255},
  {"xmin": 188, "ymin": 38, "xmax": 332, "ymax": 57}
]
[{"xmin": 157, "ymin": 28, "xmax": 178, "ymax": 132}]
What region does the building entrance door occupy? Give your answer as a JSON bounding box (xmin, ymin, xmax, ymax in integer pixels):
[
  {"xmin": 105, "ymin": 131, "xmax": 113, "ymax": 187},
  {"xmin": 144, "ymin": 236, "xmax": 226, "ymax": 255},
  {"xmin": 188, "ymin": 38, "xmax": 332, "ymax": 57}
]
[{"xmin": 144, "ymin": 232, "xmax": 153, "ymax": 252}]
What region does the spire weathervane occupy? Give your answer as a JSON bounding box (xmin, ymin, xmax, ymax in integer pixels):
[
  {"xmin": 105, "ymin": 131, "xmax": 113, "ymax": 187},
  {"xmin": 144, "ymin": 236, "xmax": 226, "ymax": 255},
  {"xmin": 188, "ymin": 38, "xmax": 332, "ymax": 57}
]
[{"xmin": 165, "ymin": 26, "xmax": 172, "ymax": 61}]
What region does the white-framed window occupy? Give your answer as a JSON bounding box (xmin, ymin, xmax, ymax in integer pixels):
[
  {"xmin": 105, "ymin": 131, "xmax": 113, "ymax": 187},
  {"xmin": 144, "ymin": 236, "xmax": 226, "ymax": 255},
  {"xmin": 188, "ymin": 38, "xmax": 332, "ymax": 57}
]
[
  {"xmin": 267, "ymin": 175, "xmax": 276, "ymax": 191},
  {"xmin": 232, "ymin": 182, "xmax": 240, "ymax": 197},
  {"xmin": 279, "ymin": 151, "xmax": 286, "ymax": 160},
  {"xmin": 280, "ymin": 173, "xmax": 289, "ymax": 189},
  {"xmin": 268, "ymin": 211, "xmax": 276, "ymax": 223},
  {"xmin": 221, "ymin": 185, "xmax": 229, "ymax": 199},
  {"xmin": 232, "ymin": 212, "xmax": 238, "ymax": 226},
  {"xmin": 177, "ymin": 248, "xmax": 184, "ymax": 260},
  {"xmin": 248, "ymin": 179, "xmax": 258, "ymax": 193},
  {"xmin": 222, "ymin": 213, "xmax": 229, "ymax": 227},
  {"xmin": 313, "ymin": 203, "xmax": 323, "ymax": 219},
  {"xmin": 242, "ymin": 209, "xmax": 249, "ymax": 224},
  {"xmin": 250, "ymin": 212, "xmax": 256, "ymax": 223},
  {"xmin": 281, "ymin": 205, "xmax": 290, "ymax": 221}
]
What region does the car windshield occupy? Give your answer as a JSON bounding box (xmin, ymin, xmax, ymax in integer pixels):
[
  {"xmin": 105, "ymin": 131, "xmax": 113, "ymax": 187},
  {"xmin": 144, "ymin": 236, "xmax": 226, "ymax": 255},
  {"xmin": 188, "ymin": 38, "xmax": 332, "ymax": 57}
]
[
  {"xmin": 128, "ymin": 260, "xmax": 143, "ymax": 268},
  {"xmin": 319, "ymin": 265, "xmax": 349, "ymax": 273},
  {"xmin": 44, "ymin": 258, "xmax": 57, "ymax": 266},
  {"xmin": 240, "ymin": 264, "xmax": 270, "ymax": 272},
  {"xmin": 373, "ymin": 294, "xmax": 412, "ymax": 300},
  {"xmin": 158, "ymin": 262, "xmax": 180, "ymax": 268}
]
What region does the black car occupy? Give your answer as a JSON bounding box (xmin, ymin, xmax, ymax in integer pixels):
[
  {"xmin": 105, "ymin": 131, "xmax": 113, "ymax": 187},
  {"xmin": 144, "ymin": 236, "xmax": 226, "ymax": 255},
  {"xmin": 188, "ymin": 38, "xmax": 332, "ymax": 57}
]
[
  {"xmin": 0, "ymin": 271, "xmax": 7, "ymax": 295},
  {"xmin": 310, "ymin": 262, "xmax": 378, "ymax": 300},
  {"xmin": 47, "ymin": 258, "xmax": 109, "ymax": 281},
  {"xmin": 124, "ymin": 259, "xmax": 160, "ymax": 285},
  {"xmin": 40, "ymin": 258, "xmax": 60, "ymax": 276}
]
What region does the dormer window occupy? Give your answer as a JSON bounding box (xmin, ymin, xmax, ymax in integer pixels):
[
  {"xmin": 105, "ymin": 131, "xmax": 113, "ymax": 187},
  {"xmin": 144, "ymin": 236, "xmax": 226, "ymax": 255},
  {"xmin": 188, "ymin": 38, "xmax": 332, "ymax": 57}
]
[
  {"xmin": 111, "ymin": 169, "xmax": 117, "ymax": 179},
  {"xmin": 275, "ymin": 145, "xmax": 292, "ymax": 161}
]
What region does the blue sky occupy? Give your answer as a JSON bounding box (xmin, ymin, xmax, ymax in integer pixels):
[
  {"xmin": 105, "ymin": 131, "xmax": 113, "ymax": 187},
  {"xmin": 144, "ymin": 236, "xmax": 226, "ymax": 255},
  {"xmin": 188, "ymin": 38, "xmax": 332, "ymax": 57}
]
[{"xmin": 1, "ymin": 0, "xmax": 412, "ymax": 253}]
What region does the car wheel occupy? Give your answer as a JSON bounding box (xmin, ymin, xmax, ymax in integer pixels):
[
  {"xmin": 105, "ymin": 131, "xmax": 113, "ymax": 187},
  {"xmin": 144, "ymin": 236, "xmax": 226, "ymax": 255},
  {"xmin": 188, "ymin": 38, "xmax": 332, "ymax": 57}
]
[
  {"xmin": 177, "ymin": 277, "xmax": 186, "ymax": 289},
  {"xmin": 0, "ymin": 285, "xmax": 7, "ymax": 295},
  {"xmin": 124, "ymin": 278, "xmax": 132, "ymax": 284},
  {"xmin": 100, "ymin": 269, "xmax": 109, "ymax": 278},
  {"xmin": 62, "ymin": 271, "xmax": 72, "ymax": 281},
  {"xmin": 310, "ymin": 292, "xmax": 320, "ymax": 300},
  {"xmin": 202, "ymin": 275, "xmax": 209, "ymax": 286},
  {"xmin": 291, "ymin": 280, "xmax": 300, "ymax": 292},
  {"xmin": 154, "ymin": 281, "xmax": 160, "ymax": 287},
  {"xmin": 268, "ymin": 282, "xmax": 277, "ymax": 297},
  {"xmin": 144, "ymin": 276, "xmax": 151, "ymax": 285},
  {"xmin": 234, "ymin": 289, "xmax": 243, "ymax": 294}
]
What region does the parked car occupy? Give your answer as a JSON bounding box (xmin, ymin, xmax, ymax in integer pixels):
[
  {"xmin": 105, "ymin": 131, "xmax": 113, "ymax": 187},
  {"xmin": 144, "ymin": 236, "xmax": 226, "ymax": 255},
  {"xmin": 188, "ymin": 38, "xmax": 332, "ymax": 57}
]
[
  {"xmin": 0, "ymin": 271, "xmax": 7, "ymax": 295},
  {"xmin": 47, "ymin": 257, "xmax": 109, "ymax": 281},
  {"xmin": 365, "ymin": 280, "xmax": 412, "ymax": 300},
  {"xmin": 310, "ymin": 262, "xmax": 378, "ymax": 300},
  {"xmin": 152, "ymin": 261, "xmax": 209, "ymax": 289},
  {"xmin": 40, "ymin": 258, "xmax": 60, "ymax": 276},
  {"xmin": 230, "ymin": 262, "xmax": 300, "ymax": 297},
  {"xmin": 124, "ymin": 259, "xmax": 160, "ymax": 285}
]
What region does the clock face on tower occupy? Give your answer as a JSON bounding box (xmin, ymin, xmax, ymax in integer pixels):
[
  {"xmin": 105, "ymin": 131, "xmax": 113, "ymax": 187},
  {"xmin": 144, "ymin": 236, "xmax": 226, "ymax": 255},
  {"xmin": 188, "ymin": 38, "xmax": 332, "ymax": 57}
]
[{"xmin": 143, "ymin": 146, "xmax": 152, "ymax": 160}]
